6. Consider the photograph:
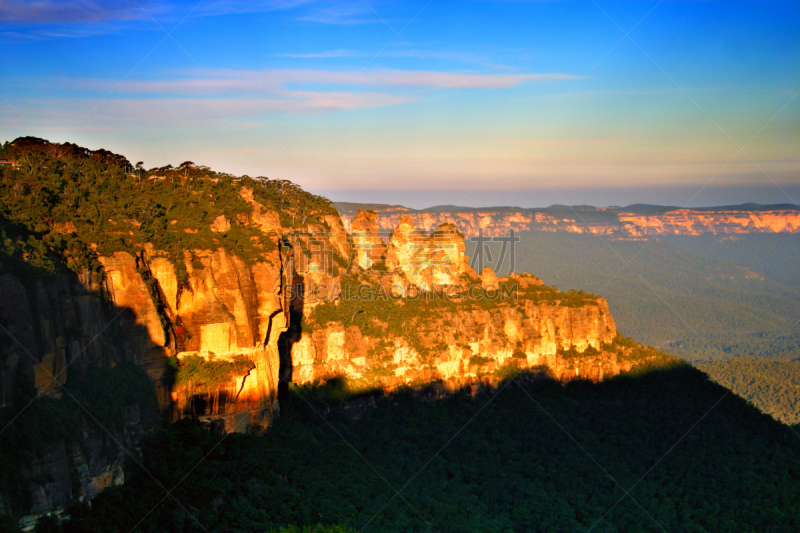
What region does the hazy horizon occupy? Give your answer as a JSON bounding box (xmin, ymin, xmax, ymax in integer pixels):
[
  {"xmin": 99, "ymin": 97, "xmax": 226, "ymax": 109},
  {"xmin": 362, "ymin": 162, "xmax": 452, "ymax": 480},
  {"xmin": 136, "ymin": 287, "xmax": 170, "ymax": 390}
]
[{"xmin": 324, "ymin": 183, "xmax": 800, "ymax": 210}]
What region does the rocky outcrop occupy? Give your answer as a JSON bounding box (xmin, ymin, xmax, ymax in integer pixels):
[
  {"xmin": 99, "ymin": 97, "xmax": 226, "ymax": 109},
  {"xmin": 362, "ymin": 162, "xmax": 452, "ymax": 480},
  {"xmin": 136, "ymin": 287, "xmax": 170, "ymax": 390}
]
[
  {"xmin": 385, "ymin": 216, "xmax": 473, "ymax": 290},
  {"xmin": 292, "ymin": 285, "xmax": 621, "ymax": 388},
  {"xmin": 289, "ymin": 215, "xmax": 629, "ymax": 390},
  {"xmin": 350, "ymin": 210, "xmax": 386, "ymax": 270}
]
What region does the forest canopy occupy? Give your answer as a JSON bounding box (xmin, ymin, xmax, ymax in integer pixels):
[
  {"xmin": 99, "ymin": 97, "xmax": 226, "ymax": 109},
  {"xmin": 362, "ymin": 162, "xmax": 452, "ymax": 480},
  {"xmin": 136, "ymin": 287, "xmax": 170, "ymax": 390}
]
[{"xmin": 0, "ymin": 137, "xmax": 335, "ymax": 280}]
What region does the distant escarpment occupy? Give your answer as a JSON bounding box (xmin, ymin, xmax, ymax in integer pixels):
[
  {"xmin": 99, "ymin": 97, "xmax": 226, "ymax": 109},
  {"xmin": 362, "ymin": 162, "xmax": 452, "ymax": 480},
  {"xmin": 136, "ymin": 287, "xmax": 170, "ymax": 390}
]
[
  {"xmin": 0, "ymin": 138, "xmax": 664, "ymax": 524},
  {"xmin": 336, "ymin": 202, "xmax": 800, "ymax": 239}
]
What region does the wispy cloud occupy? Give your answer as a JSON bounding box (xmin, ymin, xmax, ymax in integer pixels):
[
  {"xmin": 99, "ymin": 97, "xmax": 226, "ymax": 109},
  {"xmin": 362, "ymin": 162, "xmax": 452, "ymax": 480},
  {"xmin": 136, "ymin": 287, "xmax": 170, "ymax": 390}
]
[
  {"xmin": 64, "ymin": 67, "xmax": 579, "ymax": 95},
  {"xmin": 3, "ymin": 91, "xmax": 420, "ymax": 133},
  {"xmin": 0, "ymin": 0, "xmax": 377, "ymax": 38},
  {"xmin": 297, "ymin": 1, "xmax": 378, "ymax": 24},
  {"xmin": 193, "ymin": 0, "xmax": 357, "ymax": 20},
  {"xmin": 296, "ymin": 68, "xmax": 576, "ymax": 88},
  {"xmin": 0, "ymin": 0, "xmax": 150, "ymax": 24},
  {"xmin": 277, "ymin": 49, "xmax": 358, "ymax": 58},
  {"xmin": 275, "ymin": 48, "xmax": 495, "ymax": 64}
]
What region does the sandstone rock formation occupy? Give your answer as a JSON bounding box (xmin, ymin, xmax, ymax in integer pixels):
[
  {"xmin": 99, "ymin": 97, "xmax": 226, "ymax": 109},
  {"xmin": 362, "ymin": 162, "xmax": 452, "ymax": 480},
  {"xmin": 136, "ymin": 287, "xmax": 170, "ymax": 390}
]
[
  {"xmin": 350, "ymin": 210, "xmax": 387, "ymax": 270},
  {"xmin": 618, "ymin": 209, "xmax": 800, "ymax": 235},
  {"xmin": 0, "ymin": 193, "xmax": 294, "ymax": 521},
  {"xmin": 385, "ymin": 216, "xmax": 473, "ymax": 290},
  {"xmin": 293, "ymin": 274, "xmax": 623, "ymax": 389}
]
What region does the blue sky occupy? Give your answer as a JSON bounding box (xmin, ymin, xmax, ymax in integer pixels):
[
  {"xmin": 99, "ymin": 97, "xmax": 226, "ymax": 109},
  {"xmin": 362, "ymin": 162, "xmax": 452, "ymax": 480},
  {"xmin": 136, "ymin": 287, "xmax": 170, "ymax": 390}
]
[{"xmin": 1, "ymin": 0, "xmax": 799, "ymax": 208}]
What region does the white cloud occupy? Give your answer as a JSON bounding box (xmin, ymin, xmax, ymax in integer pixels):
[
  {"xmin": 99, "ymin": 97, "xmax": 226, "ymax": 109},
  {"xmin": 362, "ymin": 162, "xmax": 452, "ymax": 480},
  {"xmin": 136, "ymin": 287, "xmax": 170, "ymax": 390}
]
[
  {"xmin": 274, "ymin": 48, "xmax": 503, "ymax": 65},
  {"xmin": 63, "ymin": 67, "xmax": 578, "ymax": 95},
  {"xmin": 297, "ymin": 2, "xmax": 378, "ymax": 24},
  {"xmin": 276, "ymin": 49, "xmax": 358, "ymax": 58},
  {"xmin": 1, "ymin": 91, "xmax": 419, "ymax": 135}
]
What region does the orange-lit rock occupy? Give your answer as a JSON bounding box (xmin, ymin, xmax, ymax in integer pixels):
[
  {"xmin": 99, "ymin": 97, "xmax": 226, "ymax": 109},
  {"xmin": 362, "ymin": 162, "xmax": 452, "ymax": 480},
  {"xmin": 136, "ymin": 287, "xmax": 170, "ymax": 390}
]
[
  {"xmin": 350, "ymin": 210, "xmax": 386, "ymax": 270},
  {"xmin": 238, "ymin": 186, "xmax": 281, "ymax": 234},
  {"xmin": 290, "ymin": 290, "xmax": 621, "ymax": 388},
  {"xmin": 99, "ymin": 252, "xmax": 166, "ymax": 347},
  {"xmin": 618, "ymin": 209, "xmax": 800, "ymax": 236},
  {"xmin": 339, "ymin": 205, "xmax": 800, "ymax": 239}
]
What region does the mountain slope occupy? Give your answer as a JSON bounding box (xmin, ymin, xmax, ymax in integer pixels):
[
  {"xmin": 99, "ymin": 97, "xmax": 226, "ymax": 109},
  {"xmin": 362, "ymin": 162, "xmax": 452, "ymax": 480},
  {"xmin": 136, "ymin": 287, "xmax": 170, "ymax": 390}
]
[
  {"xmin": 695, "ymin": 357, "xmax": 800, "ymax": 425},
  {"xmin": 663, "ymin": 233, "xmax": 800, "ymax": 287},
  {"xmin": 59, "ymin": 363, "xmax": 800, "ymax": 532}
]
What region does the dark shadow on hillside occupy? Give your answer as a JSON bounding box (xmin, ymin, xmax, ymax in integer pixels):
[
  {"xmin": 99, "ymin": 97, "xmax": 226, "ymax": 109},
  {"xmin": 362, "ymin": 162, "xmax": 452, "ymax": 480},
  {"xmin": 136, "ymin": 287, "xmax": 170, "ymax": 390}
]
[
  {"xmin": 0, "ymin": 256, "xmax": 167, "ymax": 518},
  {"xmin": 277, "ymin": 270, "xmax": 305, "ymax": 404},
  {"xmin": 55, "ymin": 352, "xmax": 800, "ymax": 533},
  {"xmin": 284, "ymin": 359, "xmax": 688, "ymax": 420}
]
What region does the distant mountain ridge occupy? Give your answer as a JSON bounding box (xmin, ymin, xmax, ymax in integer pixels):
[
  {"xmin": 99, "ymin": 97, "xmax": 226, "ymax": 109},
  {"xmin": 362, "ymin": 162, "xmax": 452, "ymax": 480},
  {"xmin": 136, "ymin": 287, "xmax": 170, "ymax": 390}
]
[{"xmin": 334, "ymin": 201, "xmax": 800, "ymax": 239}]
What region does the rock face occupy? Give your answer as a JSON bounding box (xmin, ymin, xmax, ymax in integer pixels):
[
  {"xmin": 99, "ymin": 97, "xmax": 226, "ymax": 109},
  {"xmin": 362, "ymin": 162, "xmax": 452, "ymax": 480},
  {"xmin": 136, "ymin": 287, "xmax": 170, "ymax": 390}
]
[
  {"xmin": 385, "ymin": 217, "xmax": 472, "ymax": 290},
  {"xmin": 350, "ymin": 210, "xmax": 387, "ymax": 270},
  {"xmin": 336, "ymin": 204, "xmax": 800, "ymax": 239},
  {"xmin": 0, "ymin": 195, "xmax": 294, "ymax": 521},
  {"xmin": 12, "ymin": 405, "xmax": 145, "ymax": 530},
  {"xmin": 292, "ymin": 282, "xmax": 622, "ymax": 388},
  {"xmin": 0, "ymin": 264, "xmax": 155, "ymax": 409},
  {"xmin": 99, "ymin": 252, "xmax": 168, "ymax": 348},
  {"xmin": 617, "ymin": 209, "xmax": 800, "ymax": 235},
  {"xmin": 137, "ymin": 246, "xmax": 286, "ymax": 426}
]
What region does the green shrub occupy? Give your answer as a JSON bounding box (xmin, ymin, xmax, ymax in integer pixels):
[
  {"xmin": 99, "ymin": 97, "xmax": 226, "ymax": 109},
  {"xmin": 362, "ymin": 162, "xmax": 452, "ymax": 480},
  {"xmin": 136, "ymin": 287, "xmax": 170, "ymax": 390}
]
[
  {"xmin": 174, "ymin": 355, "xmax": 255, "ymax": 389},
  {"xmin": 469, "ymin": 355, "xmax": 493, "ymax": 366}
]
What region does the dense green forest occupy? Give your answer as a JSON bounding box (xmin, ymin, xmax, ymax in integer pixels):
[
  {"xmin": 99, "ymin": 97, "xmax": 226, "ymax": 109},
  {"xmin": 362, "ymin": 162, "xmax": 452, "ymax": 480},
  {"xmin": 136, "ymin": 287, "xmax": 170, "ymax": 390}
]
[
  {"xmin": 496, "ymin": 232, "xmax": 800, "ymax": 361},
  {"xmin": 696, "ymin": 357, "xmax": 800, "ymax": 425},
  {"xmin": 0, "ymin": 137, "xmax": 336, "ymax": 281},
  {"xmin": 664, "ymin": 234, "xmax": 800, "ymax": 287},
  {"xmin": 11, "ymin": 360, "xmax": 800, "ymax": 532}
]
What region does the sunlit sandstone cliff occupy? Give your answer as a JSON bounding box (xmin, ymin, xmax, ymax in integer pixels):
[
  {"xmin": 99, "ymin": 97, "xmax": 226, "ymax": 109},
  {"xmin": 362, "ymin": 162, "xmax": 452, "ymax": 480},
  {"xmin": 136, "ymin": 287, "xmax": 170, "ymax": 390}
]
[
  {"xmin": 0, "ymin": 188, "xmax": 301, "ymax": 520},
  {"xmin": 99, "ymin": 245, "xmax": 286, "ymax": 428},
  {"xmin": 617, "ymin": 209, "xmax": 800, "ymax": 235},
  {"xmin": 291, "ymin": 292, "xmax": 625, "ymax": 387},
  {"xmin": 336, "ymin": 203, "xmax": 800, "ymax": 239},
  {"xmin": 288, "ymin": 213, "xmax": 634, "ymax": 391}
]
